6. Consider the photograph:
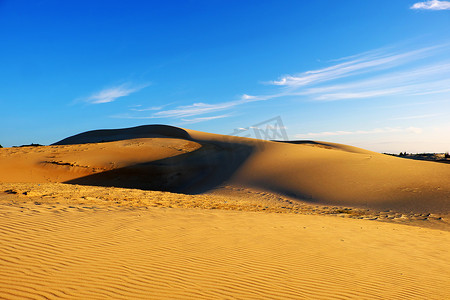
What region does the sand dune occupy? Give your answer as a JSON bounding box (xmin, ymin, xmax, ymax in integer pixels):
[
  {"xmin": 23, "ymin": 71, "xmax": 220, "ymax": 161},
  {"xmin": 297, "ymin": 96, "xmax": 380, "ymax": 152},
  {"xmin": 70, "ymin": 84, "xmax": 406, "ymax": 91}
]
[
  {"xmin": 0, "ymin": 136, "xmax": 199, "ymax": 185},
  {"xmin": 0, "ymin": 125, "xmax": 449, "ymax": 213},
  {"xmin": 225, "ymin": 139, "xmax": 450, "ymax": 213}
]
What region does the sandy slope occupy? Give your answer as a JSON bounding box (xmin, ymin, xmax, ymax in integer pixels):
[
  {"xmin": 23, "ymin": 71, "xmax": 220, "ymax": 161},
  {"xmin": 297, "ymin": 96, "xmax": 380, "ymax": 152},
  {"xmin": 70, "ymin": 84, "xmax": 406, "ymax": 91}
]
[
  {"xmin": 225, "ymin": 140, "xmax": 450, "ymax": 213},
  {"xmin": 186, "ymin": 128, "xmax": 450, "ymax": 213},
  {"xmin": 1, "ymin": 200, "xmax": 449, "ymax": 299},
  {"xmin": 1, "ymin": 125, "xmax": 449, "ymax": 213},
  {"xmin": 0, "ymin": 137, "xmax": 202, "ymax": 187}
]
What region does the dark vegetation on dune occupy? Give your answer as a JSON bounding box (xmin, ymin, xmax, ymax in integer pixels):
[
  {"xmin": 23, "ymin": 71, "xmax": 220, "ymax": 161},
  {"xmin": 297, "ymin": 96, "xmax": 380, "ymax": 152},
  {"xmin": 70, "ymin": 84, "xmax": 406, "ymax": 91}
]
[
  {"xmin": 384, "ymin": 152, "xmax": 450, "ymax": 164},
  {"xmin": 63, "ymin": 125, "xmax": 254, "ymax": 194},
  {"xmin": 15, "ymin": 143, "xmax": 44, "ymax": 148}
]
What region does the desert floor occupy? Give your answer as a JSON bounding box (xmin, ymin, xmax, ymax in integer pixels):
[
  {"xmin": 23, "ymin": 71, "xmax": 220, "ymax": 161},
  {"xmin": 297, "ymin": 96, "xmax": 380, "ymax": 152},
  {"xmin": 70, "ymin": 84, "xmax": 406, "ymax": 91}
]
[{"xmin": 1, "ymin": 183, "xmax": 450, "ymax": 299}]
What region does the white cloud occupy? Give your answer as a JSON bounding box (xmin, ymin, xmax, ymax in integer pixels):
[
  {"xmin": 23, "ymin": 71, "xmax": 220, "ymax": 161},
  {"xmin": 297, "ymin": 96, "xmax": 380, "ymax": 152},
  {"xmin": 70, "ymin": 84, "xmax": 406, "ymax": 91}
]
[
  {"xmin": 241, "ymin": 94, "xmax": 256, "ymax": 100},
  {"xmin": 109, "ymin": 114, "xmax": 154, "ymax": 119},
  {"xmin": 277, "ymin": 56, "xmax": 450, "ymax": 101},
  {"xmin": 85, "ymin": 83, "xmax": 149, "ymax": 104},
  {"xmin": 271, "ymin": 46, "xmax": 440, "ymax": 87},
  {"xmin": 389, "ymin": 113, "xmax": 444, "ymax": 120},
  {"xmin": 180, "ymin": 114, "xmax": 230, "ymax": 124},
  {"xmin": 153, "ymin": 101, "xmax": 241, "ymax": 118},
  {"xmin": 130, "ymin": 106, "xmax": 163, "ymax": 112},
  {"xmin": 379, "ymin": 99, "xmax": 450, "ymax": 109},
  {"xmin": 411, "ymin": 0, "xmax": 450, "ymax": 10},
  {"xmin": 152, "ymin": 94, "xmax": 269, "ymax": 119},
  {"xmin": 313, "ymin": 88, "xmax": 408, "ymax": 101},
  {"xmin": 295, "ymin": 127, "xmax": 423, "ymax": 138}
]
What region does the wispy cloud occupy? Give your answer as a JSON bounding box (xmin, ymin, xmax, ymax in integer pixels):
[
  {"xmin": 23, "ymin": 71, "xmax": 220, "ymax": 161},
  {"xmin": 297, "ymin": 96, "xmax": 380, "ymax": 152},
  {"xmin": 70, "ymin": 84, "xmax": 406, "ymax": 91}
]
[
  {"xmin": 295, "ymin": 127, "xmax": 423, "ymax": 138},
  {"xmin": 130, "ymin": 106, "xmax": 163, "ymax": 112},
  {"xmin": 120, "ymin": 92, "xmax": 281, "ymax": 121},
  {"xmin": 152, "ymin": 95, "xmax": 265, "ymax": 118},
  {"xmin": 312, "ymin": 88, "xmax": 407, "ymax": 101},
  {"xmin": 389, "ymin": 113, "xmax": 444, "ymax": 120},
  {"xmin": 302, "ymin": 70, "xmax": 450, "ymax": 101},
  {"xmin": 241, "ymin": 94, "xmax": 257, "ymax": 100},
  {"xmin": 154, "ymin": 101, "xmax": 240, "ymax": 118},
  {"xmin": 271, "ymin": 46, "xmax": 450, "ymax": 101},
  {"xmin": 113, "ymin": 100, "xmax": 247, "ymax": 120},
  {"xmin": 180, "ymin": 114, "xmax": 230, "ymax": 124},
  {"xmin": 271, "ymin": 46, "xmax": 440, "ymax": 87},
  {"xmin": 378, "ymin": 98, "xmax": 450, "ymax": 109},
  {"xmin": 411, "ymin": 0, "xmax": 450, "ymax": 10},
  {"xmin": 84, "ymin": 83, "xmax": 149, "ymax": 104}
]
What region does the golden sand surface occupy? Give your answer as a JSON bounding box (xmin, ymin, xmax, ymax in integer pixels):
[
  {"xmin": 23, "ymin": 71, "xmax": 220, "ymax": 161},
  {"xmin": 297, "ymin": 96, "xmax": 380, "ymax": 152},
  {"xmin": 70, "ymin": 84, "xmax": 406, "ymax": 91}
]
[
  {"xmin": 1, "ymin": 125, "xmax": 449, "ymax": 298},
  {"xmin": 1, "ymin": 183, "xmax": 449, "ymax": 230},
  {"xmin": 1, "ymin": 190, "xmax": 450, "ymax": 299}
]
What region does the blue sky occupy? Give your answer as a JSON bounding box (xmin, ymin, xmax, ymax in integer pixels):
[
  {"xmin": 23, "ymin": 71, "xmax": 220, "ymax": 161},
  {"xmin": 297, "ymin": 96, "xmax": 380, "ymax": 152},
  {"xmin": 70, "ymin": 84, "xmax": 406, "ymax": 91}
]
[{"xmin": 1, "ymin": 0, "xmax": 450, "ymax": 152}]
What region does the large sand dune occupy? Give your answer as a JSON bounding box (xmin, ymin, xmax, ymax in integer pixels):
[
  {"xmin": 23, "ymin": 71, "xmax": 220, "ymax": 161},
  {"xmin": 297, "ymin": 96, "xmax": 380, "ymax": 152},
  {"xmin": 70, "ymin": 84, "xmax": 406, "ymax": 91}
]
[{"xmin": 1, "ymin": 124, "xmax": 449, "ymax": 213}]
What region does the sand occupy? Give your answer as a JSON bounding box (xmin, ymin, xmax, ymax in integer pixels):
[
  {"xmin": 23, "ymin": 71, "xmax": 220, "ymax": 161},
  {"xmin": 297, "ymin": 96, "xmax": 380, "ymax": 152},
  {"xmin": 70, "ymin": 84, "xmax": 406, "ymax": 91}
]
[
  {"xmin": 1, "ymin": 124, "xmax": 450, "ymax": 299},
  {"xmin": 1, "ymin": 199, "xmax": 450, "ymax": 299}
]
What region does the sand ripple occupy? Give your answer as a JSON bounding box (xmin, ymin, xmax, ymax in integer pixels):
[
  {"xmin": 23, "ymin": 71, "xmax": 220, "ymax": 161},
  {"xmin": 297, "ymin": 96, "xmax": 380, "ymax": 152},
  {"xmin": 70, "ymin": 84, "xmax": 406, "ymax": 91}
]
[{"xmin": 1, "ymin": 203, "xmax": 450, "ymax": 299}]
